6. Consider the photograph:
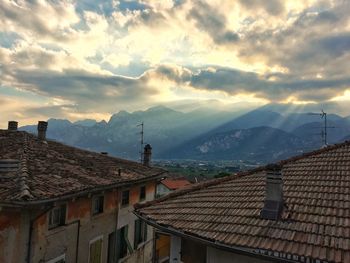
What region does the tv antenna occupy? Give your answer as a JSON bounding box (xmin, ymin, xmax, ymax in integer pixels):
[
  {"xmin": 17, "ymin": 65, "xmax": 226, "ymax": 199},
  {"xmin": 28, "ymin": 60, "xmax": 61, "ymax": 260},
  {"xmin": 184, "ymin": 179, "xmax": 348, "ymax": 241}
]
[
  {"xmin": 137, "ymin": 122, "xmax": 144, "ymax": 163},
  {"xmin": 308, "ymin": 110, "xmax": 335, "ymax": 146}
]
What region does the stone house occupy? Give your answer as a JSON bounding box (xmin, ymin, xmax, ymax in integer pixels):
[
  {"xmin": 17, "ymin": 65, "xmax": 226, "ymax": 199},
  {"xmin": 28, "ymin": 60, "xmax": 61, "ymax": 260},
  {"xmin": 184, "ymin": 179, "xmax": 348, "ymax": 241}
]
[
  {"xmin": 0, "ymin": 121, "xmax": 166, "ymax": 263},
  {"xmin": 135, "ymin": 141, "xmax": 350, "ymax": 263}
]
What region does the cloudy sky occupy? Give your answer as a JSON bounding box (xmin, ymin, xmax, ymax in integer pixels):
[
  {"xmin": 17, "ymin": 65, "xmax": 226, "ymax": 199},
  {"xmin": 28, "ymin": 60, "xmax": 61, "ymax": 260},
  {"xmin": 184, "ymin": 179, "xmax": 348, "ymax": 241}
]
[{"xmin": 1, "ymin": 0, "xmax": 350, "ymax": 126}]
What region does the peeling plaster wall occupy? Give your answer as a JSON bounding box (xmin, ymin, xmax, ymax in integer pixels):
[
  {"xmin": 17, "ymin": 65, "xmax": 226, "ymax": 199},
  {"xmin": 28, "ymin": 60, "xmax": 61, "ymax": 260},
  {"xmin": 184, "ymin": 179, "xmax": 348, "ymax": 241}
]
[
  {"xmin": 31, "ymin": 190, "xmax": 119, "ymax": 263},
  {"xmin": 0, "ymin": 209, "xmax": 30, "ymax": 263},
  {"xmin": 118, "ymin": 182, "xmax": 156, "ymax": 263},
  {"xmin": 1, "ymin": 181, "xmax": 157, "ymax": 263}
]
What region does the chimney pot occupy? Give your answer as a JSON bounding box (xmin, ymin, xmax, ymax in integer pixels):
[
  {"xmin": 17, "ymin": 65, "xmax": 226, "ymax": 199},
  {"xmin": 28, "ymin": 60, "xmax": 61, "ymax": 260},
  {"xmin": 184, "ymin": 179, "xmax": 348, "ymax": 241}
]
[
  {"xmin": 143, "ymin": 144, "xmax": 152, "ymax": 166},
  {"xmin": 260, "ymin": 164, "xmax": 284, "ymax": 220},
  {"xmin": 8, "ymin": 121, "xmax": 18, "ymax": 131},
  {"xmin": 37, "ymin": 121, "xmax": 48, "ymax": 141}
]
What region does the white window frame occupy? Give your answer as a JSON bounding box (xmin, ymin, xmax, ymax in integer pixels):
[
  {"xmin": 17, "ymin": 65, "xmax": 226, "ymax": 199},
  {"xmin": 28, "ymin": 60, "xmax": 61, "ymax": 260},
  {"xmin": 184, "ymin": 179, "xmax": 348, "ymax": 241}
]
[
  {"xmin": 88, "ymin": 235, "xmax": 104, "ymax": 263},
  {"xmin": 46, "ymin": 254, "xmax": 65, "ymax": 263}
]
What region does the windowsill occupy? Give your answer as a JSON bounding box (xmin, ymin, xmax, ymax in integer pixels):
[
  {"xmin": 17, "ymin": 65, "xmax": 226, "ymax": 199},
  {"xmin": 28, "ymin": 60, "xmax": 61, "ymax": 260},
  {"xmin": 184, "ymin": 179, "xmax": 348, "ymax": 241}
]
[
  {"xmin": 120, "ymin": 204, "xmax": 131, "ymax": 210},
  {"xmin": 118, "ymin": 254, "xmax": 130, "ymax": 263},
  {"xmin": 91, "ymin": 212, "xmax": 104, "ymax": 219},
  {"xmin": 48, "ymin": 224, "xmax": 66, "ymax": 234},
  {"xmin": 135, "ymin": 238, "xmax": 151, "ymax": 250},
  {"xmin": 118, "ymin": 240, "xmax": 151, "ymax": 263}
]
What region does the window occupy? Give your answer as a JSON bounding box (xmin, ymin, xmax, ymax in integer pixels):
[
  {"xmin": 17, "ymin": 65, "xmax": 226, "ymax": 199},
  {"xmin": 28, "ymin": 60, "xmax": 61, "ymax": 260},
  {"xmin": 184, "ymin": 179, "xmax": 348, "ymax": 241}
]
[
  {"xmin": 116, "ymin": 225, "xmax": 133, "ymax": 260},
  {"xmin": 139, "ymin": 186, "xmax": 146, "ymax": 201},
  {"xmin": 121, "ymin": 190, "xmax": 129, "ymax": 206},
  {"xmin": 92, "ymin": 195, "xmax": 104, "ymax": 215},
  {"xmin": 134, "ymin": 219, "xmax": 148, "ymax": 248},
  {"xmin": 89, "ymin": 236, "xmax": 103, "ymax": 263},
  {"xmin": 48, "ymin": 204, "xmax": 66, "ymax": 229}
]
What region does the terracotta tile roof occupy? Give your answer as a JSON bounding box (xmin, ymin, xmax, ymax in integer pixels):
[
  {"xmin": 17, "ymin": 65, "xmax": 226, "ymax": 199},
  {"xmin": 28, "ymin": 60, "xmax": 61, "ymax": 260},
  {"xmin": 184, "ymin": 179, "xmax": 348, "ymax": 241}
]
[
  {"xmin": 136, "ymin": 141, "xmax": 350, "ymax": 263},
  {"xmin": 0, "ymin": 130, "xmax": 165, "ymax": 204},
  {"xmin": 161, "ymin": 178, "xmax": 191, "ymax": 190}
]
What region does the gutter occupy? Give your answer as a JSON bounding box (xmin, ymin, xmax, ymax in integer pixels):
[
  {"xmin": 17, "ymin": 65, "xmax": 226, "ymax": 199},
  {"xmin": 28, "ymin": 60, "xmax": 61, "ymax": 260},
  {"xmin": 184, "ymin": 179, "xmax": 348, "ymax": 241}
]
[
  {"xmin": 134, "ymin": 212, "xmax": 299, "ymax": 263},
  {"xmin": 1, "ymin": 171, "xmax": 166, "ymax": 207}
]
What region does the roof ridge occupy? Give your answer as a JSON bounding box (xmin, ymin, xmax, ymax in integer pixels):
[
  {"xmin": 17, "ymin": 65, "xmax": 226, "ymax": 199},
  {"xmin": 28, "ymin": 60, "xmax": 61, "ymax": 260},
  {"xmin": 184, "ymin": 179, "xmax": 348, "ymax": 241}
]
[
  {"xmin": 277, "ymin": 140, "xmax": 350, "ymax": 165},
  {"xmin": 135, "ymin": 140, "xmax": 350, "ymax": 210},
  {"xmin": 18, "ymin": 134, "xmax": 33, "ymax": 200},
  {"xmin": 22, "ymin": 131, "xmax": 159, "ymax": 169}
]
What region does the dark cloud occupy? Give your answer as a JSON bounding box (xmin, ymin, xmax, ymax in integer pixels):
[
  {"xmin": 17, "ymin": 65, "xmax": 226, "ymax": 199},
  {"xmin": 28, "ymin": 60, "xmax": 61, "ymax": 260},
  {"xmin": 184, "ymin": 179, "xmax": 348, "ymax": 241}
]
[
  {"xmin": 237, "ymin": 1, "xmax": 350, "ymax": 79},
  {"xmin": 187, "ymin": 2, "xmax": 239, "ymax": 44},
  {"xmin": 239, "ymin": 0, "xmax": 285, "ymax": 16},
  {"xmin": 0, "ymin": 1, "xmax": 78, "ymax": 42},
  {"xmin": 160, "ymin": 66, "xmax": 350, "ymax": 102},
  {"xmin": 24, "ymin": 104, "xmax": 76, "ymax": 118},
  {"xmin": 10, "ymin": 68, "xmax": 159, "ymax": 112}
]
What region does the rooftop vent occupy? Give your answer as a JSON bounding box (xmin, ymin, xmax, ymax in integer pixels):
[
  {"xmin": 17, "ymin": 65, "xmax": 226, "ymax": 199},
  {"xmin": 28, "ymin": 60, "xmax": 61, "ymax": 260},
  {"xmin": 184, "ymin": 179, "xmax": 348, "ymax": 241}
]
[
  {"xmin": 8, "ymin": 121, "xmax": 18, "ymax": 131},
  {"xmin": 260, "ymin": 164, "xmax": 284, "ymax": 220},
  {"xmin": 0, "ymin": 159, "xmax": 20, "ymax": 173}
]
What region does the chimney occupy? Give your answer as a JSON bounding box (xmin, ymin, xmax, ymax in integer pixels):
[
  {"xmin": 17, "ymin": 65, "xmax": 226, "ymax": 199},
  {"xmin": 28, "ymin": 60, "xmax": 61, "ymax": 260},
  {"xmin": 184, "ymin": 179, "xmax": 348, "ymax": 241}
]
[
  {"xmin": 143, "ymin": 144, "xmax": 152, "ymax": 166},
  {"xmin": 37, "ymin": 121, "xmax": 48, "ymax": 141},
  {"xmin": 260, "ymin": 164, "xmax": 284, "ymax": 220},
  {"xmin": 8, "ymin": 121, "xmax": 18, "ymax": 131}
]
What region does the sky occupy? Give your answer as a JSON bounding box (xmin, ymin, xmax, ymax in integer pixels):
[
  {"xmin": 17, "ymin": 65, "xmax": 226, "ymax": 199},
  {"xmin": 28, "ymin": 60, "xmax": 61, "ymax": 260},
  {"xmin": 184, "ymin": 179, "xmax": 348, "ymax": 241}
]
[{"xmin": 1, "ymin": 0, "xmax": 350, "ymax": 126}]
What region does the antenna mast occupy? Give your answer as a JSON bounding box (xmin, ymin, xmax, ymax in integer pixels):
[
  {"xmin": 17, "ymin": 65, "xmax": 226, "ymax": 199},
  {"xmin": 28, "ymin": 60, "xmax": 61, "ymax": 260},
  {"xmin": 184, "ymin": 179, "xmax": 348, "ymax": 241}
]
[
  {"xmin": 137, "ymin": 122, "xmax": 144, "ymax": 163},
  {"xmin": 308, "ymin": 110, "xmax": 334, "ymax": 147}
]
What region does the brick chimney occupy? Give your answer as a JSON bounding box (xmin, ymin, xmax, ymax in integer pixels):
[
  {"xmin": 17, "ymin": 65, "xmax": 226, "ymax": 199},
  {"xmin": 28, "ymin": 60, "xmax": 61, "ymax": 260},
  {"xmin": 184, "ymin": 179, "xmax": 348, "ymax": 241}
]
[
  {"xmin": 143, "ymin": 144, "xmax": 152, "ymax": 166},
  {"xmin": 8, "ymin": 121, "xmax": 18, "ymax": 131},
  {"xmin": 37, "ymin": 121, "xmax": 48, "ymax": 141},
  {"xmin": 260, "ymin": 164, "xmax": 284, "ymax": 220}
]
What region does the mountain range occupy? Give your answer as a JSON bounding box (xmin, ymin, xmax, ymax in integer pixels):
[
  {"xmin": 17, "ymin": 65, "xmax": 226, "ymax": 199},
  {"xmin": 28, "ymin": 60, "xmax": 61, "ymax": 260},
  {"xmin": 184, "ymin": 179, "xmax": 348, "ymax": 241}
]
[{"xmin": 20, "ymin": 104, "xmax": 350, "ymax": 163}]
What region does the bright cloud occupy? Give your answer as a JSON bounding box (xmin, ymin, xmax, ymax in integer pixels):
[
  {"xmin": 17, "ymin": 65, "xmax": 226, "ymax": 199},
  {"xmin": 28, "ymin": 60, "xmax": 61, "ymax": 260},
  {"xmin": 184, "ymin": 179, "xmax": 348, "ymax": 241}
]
[{"xmin": 1, "ymin": 0, "xmax": 350, "ymax": 126}]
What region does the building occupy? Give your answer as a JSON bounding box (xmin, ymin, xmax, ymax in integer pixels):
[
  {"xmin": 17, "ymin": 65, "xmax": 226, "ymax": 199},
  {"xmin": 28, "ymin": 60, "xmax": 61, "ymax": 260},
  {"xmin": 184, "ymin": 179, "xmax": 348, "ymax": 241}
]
[
  {"xmin": 0, "ymin": 121, "xmax": 166, "ymax": 263},
  {"xmin": 135, "ymin": 141, "xmax": 350, "ymax": 263},
  {"xmin": 156, "ymin": 177, "xmax": 191, "ymax": 197}
]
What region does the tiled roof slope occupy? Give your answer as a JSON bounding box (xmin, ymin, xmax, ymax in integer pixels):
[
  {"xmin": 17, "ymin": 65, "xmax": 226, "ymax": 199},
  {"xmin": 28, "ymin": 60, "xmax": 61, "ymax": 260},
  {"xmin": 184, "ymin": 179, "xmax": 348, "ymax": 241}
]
[
  {"xmin": 0, "ymin": 130, "xmax": 165, "ymax": 203},
  {"xmin": 136, "ymin": 141, "xmax": 350, "ymax": 263},
  {"xmin": 161, "ymin": 178, "xmax": 191, "ymax": 190}
]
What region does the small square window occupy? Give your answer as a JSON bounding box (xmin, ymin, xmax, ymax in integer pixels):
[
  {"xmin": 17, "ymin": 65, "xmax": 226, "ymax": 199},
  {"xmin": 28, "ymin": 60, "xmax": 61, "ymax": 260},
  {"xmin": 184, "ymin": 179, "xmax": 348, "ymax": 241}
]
[
  {"xmin": 121, "ymin": 190, "xmax": 129, "ymax": 206},
  {"xmin": 139, "ymin": 186, "xmax": 146, "ymax": 201},
  {"xmin": 49, "ymin": 204, "xmax": 66, "ymax": 229},
  {"xmin": 92, "ymin": 195, "xmax": 104, "ymax": 215}
]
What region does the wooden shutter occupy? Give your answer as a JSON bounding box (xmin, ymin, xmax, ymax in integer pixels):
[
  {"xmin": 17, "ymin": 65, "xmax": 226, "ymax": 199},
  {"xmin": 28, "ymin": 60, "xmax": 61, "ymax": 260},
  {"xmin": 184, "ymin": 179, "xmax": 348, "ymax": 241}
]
[
  {"xmin": 116, "ymin": 229, "xmax": 122, "ymax": 261},
  {"xmin": 108, "ymin": 232, "xmax": 117, "ymax": 263},
  {"xmin": 143, "ymin": 222, "xmax": 147, "ymax": 242},
  {"xmin": 124, "ymin": 225, "xmax": 133, "ymax": 254},
  {"xmin": 90, "ymin": 239, "xmax": 102, "ymax": 263},
  {"xmin": 59, "ymin": 205, "xmax": 66, "ymax": 225},
  {"xmin": 134, "ymin": 220, "xmax": 141, "ymax": 249}
]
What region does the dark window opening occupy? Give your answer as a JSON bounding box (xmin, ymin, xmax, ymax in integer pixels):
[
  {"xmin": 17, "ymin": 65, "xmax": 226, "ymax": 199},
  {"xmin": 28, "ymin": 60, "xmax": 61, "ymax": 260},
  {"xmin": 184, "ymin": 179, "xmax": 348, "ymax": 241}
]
[
  {"xmin": 116, "ymin": 225, "xmax": 133, "ymax": 260},
  {"xmin": 92, "ymin": 195, "xmax": 104, "ymax": 215},
  {"xmin": 134, "ymin": 219, "xmax": 148, "ymax": 249},
  {"xmin": 48, "ymin": 204, "xmax": 66, "ymax": 229},
  {"xmin": 139, "ymin": 186, "xmax": 146, "ymax": 201},
  {"xmin": 121, "ymin": 190, "xmax": 130, "ymax": 206}
]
